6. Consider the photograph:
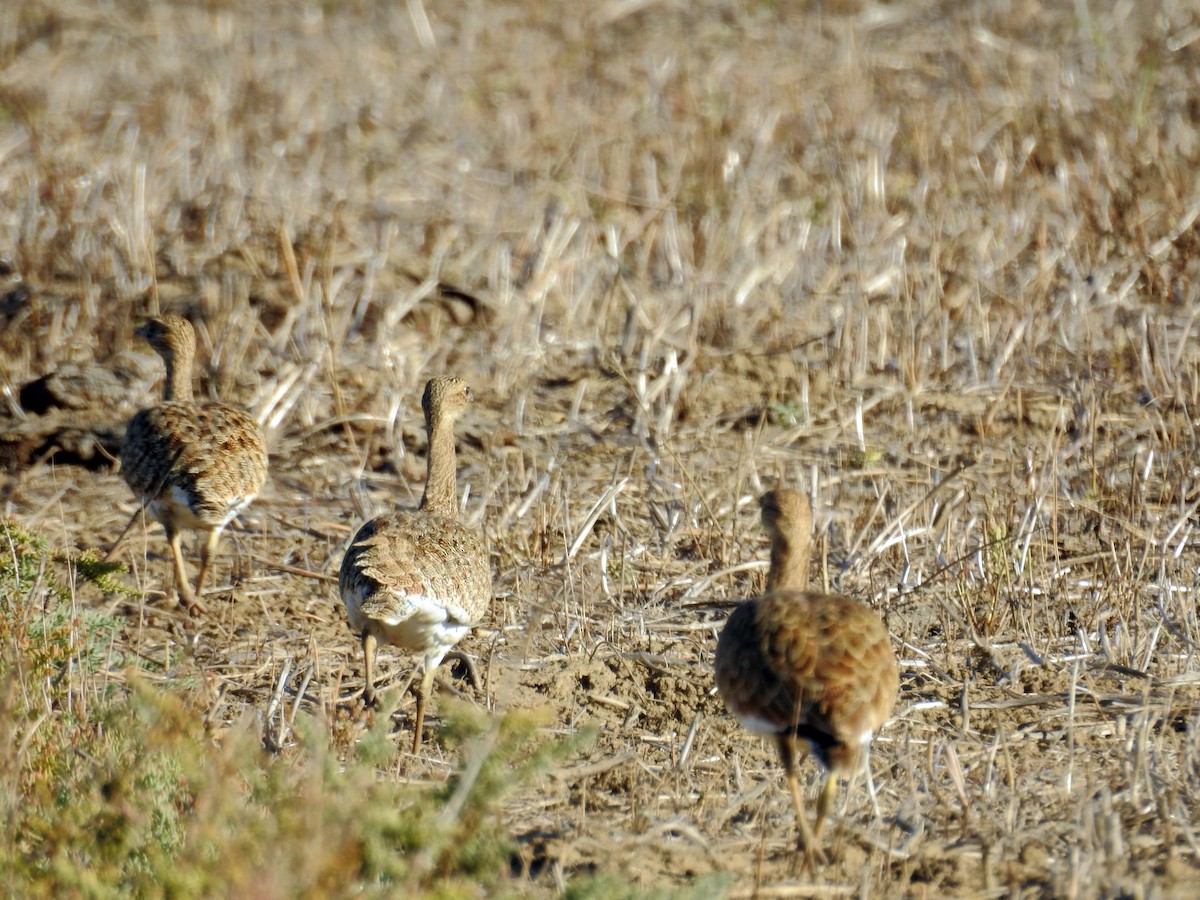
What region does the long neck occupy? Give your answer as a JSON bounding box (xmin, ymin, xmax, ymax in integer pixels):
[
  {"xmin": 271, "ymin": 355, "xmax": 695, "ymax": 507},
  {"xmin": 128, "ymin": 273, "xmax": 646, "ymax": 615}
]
[
  {"xmin": 162, "ymin": 348, "xmax": 194, "ymax": 403},
  {"xmin": 766, "ymin": 531, "xmax": 811, "ymax": 592},
  {"xmin": 418, "ymin": 414, "xmax": 458, "ymax": 518}
]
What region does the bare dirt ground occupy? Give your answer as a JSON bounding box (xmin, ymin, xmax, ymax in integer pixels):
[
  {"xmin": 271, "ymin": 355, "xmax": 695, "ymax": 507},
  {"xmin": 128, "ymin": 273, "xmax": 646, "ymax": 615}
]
[{"xmin": 4, "ymin": 0, "xmax": 1200, "ymax": 896}]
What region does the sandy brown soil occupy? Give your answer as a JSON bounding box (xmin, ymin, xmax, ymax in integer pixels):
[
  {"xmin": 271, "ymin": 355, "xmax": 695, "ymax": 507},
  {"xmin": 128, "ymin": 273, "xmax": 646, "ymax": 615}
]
[{"xmin": 8, "ymin": 338, "xmax": 1200, "ymax": 895}]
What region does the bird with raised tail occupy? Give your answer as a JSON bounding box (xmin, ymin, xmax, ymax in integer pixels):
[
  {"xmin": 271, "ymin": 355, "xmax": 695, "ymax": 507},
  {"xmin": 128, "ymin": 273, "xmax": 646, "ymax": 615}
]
[
  {"xmin": 119, "ymin": 316, "xmax": 268, "ymax": 615},
  {"xmin": 715, "ymin": 488, "xmax": 899, "ymax": 862},
  {"xmin": 339, "ymin": 376, "xmax": 492, "ymax": 752}
]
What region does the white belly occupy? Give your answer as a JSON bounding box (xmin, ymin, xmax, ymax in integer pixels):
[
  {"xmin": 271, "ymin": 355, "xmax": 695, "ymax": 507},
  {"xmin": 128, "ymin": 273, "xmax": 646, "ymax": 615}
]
[
  {"xmin": 346, "ymin": 586, "xmax": 471, "ymax": 662},
  {"xmin": 147, "ymin": 485, "xmax": 256, "ymax": 531}
]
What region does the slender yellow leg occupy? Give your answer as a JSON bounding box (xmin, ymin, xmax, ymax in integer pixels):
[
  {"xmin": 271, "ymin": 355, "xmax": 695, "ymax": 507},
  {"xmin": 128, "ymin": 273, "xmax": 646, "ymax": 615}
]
[
  {"xmin": 444, "ymin": 649, "xmax": 482, "ymax": 689},
  {"xmin": 167, "ymin": 528, "xmax": 204, "ymax": 613},
  {"xmin": 101, "ymin": 508, "xmax": 142, "ymax": 564},
  {"xmin": 362, "ymin": 632, "xmax": 378, "ymax": 706},
  {"xmin": 814, "ymin": 769, "xmax": 839, "ymax": 839},
  {"xmin": 194, "ymin": 528, "xmax": 222, "ymax": 601},
  {"xmin": 776, "ymin": 734, "xmax": 827, "ymax": 865},
  {"xmin": 412, "ymin": 663, "xmax": 437, "ymax": 753}
]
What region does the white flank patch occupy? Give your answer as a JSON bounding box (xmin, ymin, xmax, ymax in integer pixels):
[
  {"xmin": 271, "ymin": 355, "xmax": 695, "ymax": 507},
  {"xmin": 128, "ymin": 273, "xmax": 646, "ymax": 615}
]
[
  {"xmin": 348, "ymin": 588, "xmax": 471, "ymax": 656},
  {"xmin": 147, "ymin": 487, "xmax": 256, "ymax": 531},
  {"xmin": 736, "ymin": 712, "xmax": 784, "ymax": 735}
]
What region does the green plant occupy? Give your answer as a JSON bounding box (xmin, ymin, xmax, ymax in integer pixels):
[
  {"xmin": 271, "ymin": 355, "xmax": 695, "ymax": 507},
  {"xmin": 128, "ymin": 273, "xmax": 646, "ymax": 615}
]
[{"xmin": 0, "ymin": 521, "xmax": 594, "ymax": 896}]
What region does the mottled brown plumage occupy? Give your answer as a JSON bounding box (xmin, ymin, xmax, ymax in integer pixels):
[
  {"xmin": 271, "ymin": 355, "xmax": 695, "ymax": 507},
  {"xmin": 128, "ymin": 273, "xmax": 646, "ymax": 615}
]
[
  {"xmin": 339, "ymin": 376, "xmax": 491, "ymax": 752},
  {"xmin": 715, "ymin": 489, "xmax": 899, "ymax": 861},
  {"xmin": 119, "ymin": 316, "xmax": 268, "ymax": 614}
]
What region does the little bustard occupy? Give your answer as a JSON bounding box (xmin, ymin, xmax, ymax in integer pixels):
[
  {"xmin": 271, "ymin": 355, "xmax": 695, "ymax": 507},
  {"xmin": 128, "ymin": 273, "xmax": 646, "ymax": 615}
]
[
  {"xmin": 119, "ymin": 316, "xmax": 268, "ymax": 614},
  {"xmin": 339, "ymin": 376, "xmax": 491, "ymax": 752},
  {"xmin": 715, "ymin": 489, "xmax": 899, "ymax": 862}
]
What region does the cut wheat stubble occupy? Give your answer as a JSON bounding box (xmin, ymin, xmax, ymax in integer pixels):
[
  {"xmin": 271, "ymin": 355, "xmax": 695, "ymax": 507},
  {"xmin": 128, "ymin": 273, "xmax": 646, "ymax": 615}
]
[
  {"xmin": 714, "ymin": 489, "xmax": 899, "ymax": 863},
  {"xmin": 118, "ymin": 316, "xmax": 268, "ymax": 615},
  {"xmin": 338, "ymin": 376, "xmax": 492, "ymax": 753}
]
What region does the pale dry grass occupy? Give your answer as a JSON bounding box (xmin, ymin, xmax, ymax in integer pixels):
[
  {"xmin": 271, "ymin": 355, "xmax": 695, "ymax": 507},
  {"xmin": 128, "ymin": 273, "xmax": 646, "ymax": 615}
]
[{"xmin": 3, "ymin": 0, "xmax": 1200, "ymax": 895}]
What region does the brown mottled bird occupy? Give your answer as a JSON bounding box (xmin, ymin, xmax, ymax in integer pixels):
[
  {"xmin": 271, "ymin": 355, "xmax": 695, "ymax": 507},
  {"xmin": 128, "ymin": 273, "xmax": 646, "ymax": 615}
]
[
  {"xmin": 715, "ymin": 489, "xmax": 899, "ymax": 861},
  {"xmin": 339, "ymin": 376, "xmax": 492, "ymax": 752},
  {"xmin": 119, "ymin": 316, "xmax": 268, "ymax": 614}
]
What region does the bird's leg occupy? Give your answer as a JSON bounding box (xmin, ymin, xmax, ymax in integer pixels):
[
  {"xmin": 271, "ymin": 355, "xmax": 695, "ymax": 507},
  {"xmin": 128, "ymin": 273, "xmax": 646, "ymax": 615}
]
[
  {"xmin": 167, "ymin": 527, "xmax": 204, "ymax": 614},
  {"xmin": 109, "ymin": 448, "xmax": 182, "ymax": 564},
  {"xmin": 411, "ymin": 662, "xmax": 438, "ymax": 753},
  {"xmin": 776, "ymin": 733, "xmax": 827, "ymax": 866},
  {"xmin": 814, "ymin": 768, "xmax": 839, "ymax": 840},
  {"xmin": 362, "ymin": 631, "xmax": 378, "ymax": 707},
  {"xmin": 860, "ymin": 747, "xmax": 881, "ymax": 819},
  {"xmin": 443, "ymin": 649, "xmax": 482, "ymax": 689},
  {"xmin": 101, "ymin": 508, "xmax": 142, "ymax": 564},
  {"xmin": 193, "ymin": 527, "xmax": 222, "ymax": 601}
]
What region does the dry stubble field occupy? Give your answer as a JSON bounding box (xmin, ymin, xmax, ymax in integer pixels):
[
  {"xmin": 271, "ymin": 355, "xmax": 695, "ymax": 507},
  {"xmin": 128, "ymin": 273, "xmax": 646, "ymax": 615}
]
[{"xmin": 3, "ymin": 1, "xmax": 1200, "ymax": 896}]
